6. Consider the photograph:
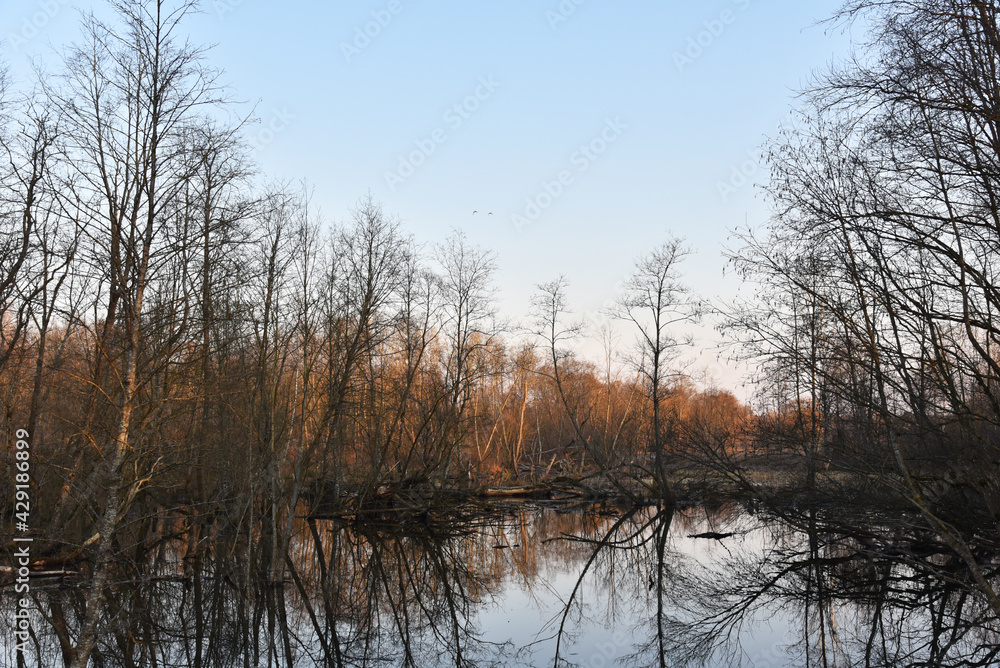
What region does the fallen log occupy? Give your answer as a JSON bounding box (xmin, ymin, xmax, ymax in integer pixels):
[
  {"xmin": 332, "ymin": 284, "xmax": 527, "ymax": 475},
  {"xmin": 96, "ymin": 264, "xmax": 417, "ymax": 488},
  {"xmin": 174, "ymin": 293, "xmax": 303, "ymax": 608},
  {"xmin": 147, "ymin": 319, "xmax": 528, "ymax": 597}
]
[
  {"xmin": 482, "ymin": 486, "xmax": 543, "ymax": 497},
  {"xmin": 0, "ymin": 566, "xmax": 78, "ymax": 581}
]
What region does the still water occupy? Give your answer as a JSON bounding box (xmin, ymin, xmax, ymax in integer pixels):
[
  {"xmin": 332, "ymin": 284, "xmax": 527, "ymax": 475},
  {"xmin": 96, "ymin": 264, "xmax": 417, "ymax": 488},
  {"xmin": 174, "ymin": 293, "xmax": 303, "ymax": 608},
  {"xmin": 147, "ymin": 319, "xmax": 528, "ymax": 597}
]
[{"xmin": 4, "ymin": 501, "xmax": 999, "ymax": 666}]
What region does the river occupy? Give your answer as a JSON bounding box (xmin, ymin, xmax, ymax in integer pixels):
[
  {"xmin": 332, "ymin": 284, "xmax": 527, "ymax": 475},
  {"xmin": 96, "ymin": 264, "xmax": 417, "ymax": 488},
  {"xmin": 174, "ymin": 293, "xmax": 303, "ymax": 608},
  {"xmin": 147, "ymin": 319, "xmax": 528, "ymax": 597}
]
[{"xmin": 3, "ymin": 500, "xmax": 998, "ymax": 666}]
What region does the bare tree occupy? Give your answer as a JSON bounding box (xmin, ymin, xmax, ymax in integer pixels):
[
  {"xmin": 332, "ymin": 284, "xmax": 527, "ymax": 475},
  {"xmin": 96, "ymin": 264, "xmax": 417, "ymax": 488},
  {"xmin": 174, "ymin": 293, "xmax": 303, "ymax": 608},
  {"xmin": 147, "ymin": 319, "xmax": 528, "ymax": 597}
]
[
  {"xmin": 530, "ymin": 278, "xmax": 590, "ymax": 464},
  {"xmin": 433, "ymin": 229, "xmax": 500, "ymax": 481},
  {"xmin": 0, "ymin": 84, "xmax": 53, "ymax": 374},
  {"xmin": 610, "ymin": 237, "xmax": 701, "ymax": 503},
  {"xmin": 38, "ymin": 1, "xmax": 231, "ymax": 663},
  {"xmin": 728, "ymin": 0, "xmax": 1000, "ymax": 617},
  {"xmin": 530, "ymin": 277, "xmax": 643, "ymax": 497}
]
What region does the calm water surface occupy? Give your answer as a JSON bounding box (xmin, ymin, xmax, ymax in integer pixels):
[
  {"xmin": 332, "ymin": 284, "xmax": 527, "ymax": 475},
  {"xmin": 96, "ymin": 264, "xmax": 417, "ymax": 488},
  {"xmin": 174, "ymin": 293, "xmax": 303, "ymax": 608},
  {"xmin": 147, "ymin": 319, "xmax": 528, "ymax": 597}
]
[{"xmin": 4, "ymin": 501, "xmax": 998, "ymax": 666}]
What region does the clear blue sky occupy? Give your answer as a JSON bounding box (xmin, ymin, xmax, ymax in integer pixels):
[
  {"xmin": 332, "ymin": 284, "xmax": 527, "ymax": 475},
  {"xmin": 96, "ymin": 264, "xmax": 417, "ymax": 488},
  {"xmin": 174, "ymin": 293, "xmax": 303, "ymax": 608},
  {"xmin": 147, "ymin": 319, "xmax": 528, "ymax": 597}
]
[{"xmin": 2, "ymin": 0, "xmax": 857, "ymax": 395}]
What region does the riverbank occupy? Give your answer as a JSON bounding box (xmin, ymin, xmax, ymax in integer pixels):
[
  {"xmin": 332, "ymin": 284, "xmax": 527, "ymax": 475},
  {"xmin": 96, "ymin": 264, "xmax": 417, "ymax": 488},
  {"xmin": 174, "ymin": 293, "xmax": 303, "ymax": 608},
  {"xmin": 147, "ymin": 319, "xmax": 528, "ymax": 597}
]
[{"xmin": 305, "ymin": 455, "xmax": 910, "ymax": 522}]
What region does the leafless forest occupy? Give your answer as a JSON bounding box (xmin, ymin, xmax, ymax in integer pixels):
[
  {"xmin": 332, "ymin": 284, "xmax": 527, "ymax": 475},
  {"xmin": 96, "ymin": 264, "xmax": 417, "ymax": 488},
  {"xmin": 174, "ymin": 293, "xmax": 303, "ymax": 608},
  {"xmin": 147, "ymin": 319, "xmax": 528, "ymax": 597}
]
[{"xmin": 5, "ymin": 0, "xmax": 1000, "ymax": 666}]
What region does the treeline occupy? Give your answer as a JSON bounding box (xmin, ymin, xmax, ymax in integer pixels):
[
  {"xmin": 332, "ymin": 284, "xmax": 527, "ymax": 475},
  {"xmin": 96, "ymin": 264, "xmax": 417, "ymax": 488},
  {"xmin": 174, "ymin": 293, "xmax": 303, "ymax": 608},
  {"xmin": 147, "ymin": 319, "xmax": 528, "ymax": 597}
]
[
  {"xmin": 8, "ymin": 0, "xmax": 1000, "ymax": 663},
  {"xmin": 719, "ymin": 0, "xmax": 1000, "ymax": 617},
  {"xmin": 0, "ymin": 5, "xmax": 743, "ymax": 657}
]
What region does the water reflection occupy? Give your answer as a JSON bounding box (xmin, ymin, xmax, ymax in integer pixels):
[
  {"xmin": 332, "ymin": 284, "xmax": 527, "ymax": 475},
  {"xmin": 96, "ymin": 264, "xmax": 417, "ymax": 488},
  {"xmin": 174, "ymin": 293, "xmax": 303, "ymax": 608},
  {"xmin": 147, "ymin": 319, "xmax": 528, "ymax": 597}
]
[
  {"xmin": 4, "ymin": 501, "xmax": 1000, "ymax": 666},
  {"xmin": 657, "ymin": 505, "xmax": 1000, "ymax": 668}
]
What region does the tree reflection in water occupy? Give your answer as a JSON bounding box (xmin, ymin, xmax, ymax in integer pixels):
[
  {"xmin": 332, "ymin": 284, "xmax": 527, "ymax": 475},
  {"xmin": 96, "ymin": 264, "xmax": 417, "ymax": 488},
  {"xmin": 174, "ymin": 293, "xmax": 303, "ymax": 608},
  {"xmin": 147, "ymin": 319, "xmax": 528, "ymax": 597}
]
[
  {"xmin": 3, "ymin": 502, "xmax": 999, "ymax": 667},
  {"xmin": 633, "ymin": 504, "xmax": 1000, "ymax": 668}
]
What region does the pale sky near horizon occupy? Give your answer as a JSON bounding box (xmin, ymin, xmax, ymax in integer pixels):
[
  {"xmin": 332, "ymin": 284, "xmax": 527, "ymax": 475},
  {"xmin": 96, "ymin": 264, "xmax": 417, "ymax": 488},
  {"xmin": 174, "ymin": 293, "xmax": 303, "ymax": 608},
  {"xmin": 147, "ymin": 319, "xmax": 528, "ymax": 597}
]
[{"xmin": 2, "ymin": 0, "xmax": 858, "ymax": 400}]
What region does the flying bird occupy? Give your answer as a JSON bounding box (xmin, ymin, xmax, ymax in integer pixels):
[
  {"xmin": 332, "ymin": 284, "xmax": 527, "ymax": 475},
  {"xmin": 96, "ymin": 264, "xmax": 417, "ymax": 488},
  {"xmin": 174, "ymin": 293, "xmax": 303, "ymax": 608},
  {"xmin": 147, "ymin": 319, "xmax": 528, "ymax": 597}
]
[
  {"xmin": 488, "ymin": 212, "xmax": 493, "ymax": 216},
  {"xmin": 472, "ymin": 210, "xmax": 478, "ymax": 215}
]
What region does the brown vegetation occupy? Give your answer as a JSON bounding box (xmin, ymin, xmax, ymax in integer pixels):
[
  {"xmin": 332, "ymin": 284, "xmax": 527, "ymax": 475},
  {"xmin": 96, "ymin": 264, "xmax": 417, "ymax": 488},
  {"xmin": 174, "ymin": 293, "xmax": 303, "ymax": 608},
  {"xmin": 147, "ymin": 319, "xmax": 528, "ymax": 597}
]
[{"xmin": 6, "ymin": 0, "xmax": 1000, "ymax": 663}]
